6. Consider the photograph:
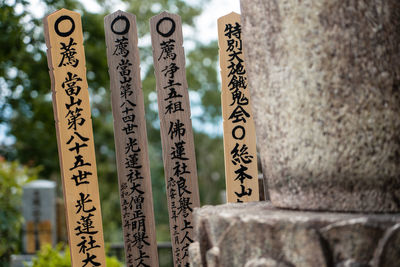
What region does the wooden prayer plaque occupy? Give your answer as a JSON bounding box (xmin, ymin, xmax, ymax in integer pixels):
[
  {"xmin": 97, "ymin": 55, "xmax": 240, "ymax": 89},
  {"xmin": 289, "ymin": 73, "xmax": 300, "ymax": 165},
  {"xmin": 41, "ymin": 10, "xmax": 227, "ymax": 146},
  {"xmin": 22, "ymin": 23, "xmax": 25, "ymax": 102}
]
[
  {"xmin": 218, "ymin": 12, "xmax": 259, "ymax": 203},
  {"xmin": 104, "ymin": 10, "xmax": 159, "ymax": 267},
  {"xmin": 150, "ymin": 11, "xmax": 200, "ymax": 267},
  {"xmin": 44, "ymin": 9, "xmax": 106, "ymax": 266}
]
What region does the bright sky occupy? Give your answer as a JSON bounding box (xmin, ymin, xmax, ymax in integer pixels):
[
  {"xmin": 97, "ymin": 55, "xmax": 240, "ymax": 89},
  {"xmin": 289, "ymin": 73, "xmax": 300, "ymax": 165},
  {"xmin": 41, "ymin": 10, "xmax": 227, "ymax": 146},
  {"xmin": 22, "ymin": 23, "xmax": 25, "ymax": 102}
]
[
  {"xmin": 80, "ymin": 0, "xmax": 241, "ymax": 43},
  {"xmin": 23, "ymin": 0, "xmax": 241, "ymax": 41},
  {"xmin": 189, "ymin": 0, "xmax": 241, "ymax": 135},
  {"xmin": 193, "ymin": 0, "xmax": 241, "ymax": 41}
]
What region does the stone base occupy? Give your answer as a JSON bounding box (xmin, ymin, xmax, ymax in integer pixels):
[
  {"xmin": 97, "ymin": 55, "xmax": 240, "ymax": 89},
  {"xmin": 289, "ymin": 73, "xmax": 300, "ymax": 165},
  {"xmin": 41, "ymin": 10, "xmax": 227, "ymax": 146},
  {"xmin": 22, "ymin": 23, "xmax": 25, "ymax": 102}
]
[
  {"xmin": 189, "ymin": 202, "xmax": 400, "ymax": 267},
  {"xmin": 10, "ymin": 255, "xmax": 35, "ymax": 267}
]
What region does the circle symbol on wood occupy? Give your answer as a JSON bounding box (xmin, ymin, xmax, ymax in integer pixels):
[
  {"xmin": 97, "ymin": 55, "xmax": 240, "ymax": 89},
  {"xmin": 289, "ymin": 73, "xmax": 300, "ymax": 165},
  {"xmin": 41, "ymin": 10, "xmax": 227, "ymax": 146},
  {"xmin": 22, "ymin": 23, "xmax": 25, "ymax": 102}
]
[
  {"xmin": 111, "ymin": 15, "xmax": 130, "ymax": 35},
  {"xmin": 232, "ymin": 125, "xmax": 245, "ymax": 140},
  {"xmin": 54, "ymin": 15, "xmax": 75, "ymax": 37},
  {"xmin": 156, "ymin": 17, "xmax": 176, "ymax": 37}
]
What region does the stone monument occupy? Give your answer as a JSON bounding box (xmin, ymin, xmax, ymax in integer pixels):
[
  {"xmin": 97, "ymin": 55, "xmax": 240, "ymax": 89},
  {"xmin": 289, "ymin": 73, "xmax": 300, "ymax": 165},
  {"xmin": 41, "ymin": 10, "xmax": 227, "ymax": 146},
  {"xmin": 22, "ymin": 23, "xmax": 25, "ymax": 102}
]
[
  {"xmin": 240, "ymin": 0, "xmax": 400, "ymax": 212},
  {"xmin": 10, "ymin": 180, "xmax": 57, "ymax": 267},
  {"xmin": 190, "ymin": 1, "xmax": 400, "ymax": 266},
  {"xmin": 22, "ymin": 180, "xmax": 56, "ymax": 254}
]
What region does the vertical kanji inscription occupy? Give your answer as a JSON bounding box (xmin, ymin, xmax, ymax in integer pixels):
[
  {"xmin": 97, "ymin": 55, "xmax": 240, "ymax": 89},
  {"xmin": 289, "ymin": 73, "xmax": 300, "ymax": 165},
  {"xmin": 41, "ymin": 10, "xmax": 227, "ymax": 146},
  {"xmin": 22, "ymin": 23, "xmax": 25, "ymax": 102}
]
[
  {"xmin": 44, "ymin": 8, "xmax": 106, "ymax": 266},
  {"xmin": 104, "ymin": 10, "xmax": 159, "ymax": 267},
  {"xmin": 150, "ymin": 11, "xmax": 200, "ymax": 267},
  {"xmin": 218, "ymin": 12, "xmax": 259, "ymax": 203}
]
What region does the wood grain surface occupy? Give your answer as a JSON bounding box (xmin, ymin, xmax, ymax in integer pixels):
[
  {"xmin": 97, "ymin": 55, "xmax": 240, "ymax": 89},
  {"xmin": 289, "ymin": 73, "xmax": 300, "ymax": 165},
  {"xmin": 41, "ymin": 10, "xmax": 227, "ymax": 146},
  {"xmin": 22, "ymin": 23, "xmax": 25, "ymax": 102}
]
[
  {"xmin": 150, "ymin": 11, "xmax": 200, "ymax": 267},
  {"xmin": 104, "ymin": 10, "xmax": 159, "ymax": 267},
  {"xmin": 44, "ymin": 9, "xmax": 106, "ymax": 266},
  {"xmin": 218, "ymin": 12, "xmax": 259, "ymax": 203}
]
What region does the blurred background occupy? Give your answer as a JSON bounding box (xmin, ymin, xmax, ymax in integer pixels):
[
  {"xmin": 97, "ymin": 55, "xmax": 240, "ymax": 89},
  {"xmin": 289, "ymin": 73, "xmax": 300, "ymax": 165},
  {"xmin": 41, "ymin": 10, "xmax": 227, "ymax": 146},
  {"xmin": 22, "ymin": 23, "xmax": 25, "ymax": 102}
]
[{"xmin": 0, "ymin": 0, "xmax": 240, "ymax": 266}]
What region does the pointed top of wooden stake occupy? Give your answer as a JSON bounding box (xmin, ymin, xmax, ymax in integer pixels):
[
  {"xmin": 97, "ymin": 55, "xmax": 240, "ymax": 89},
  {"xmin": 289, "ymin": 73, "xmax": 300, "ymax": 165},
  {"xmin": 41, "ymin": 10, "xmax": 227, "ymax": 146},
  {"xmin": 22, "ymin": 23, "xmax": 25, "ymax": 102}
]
[
  {"xmin": 150, "ymin": 10, "xmax": 181, "ymax": 24},
  {"xmin": 218, "ymin": 11, "xmax": 241, "ymax": 24},
  {"xmin": 104, "ymin": 9, "xmax": 136, "ymax": 20},
  {"xmin": 45, "ymin": 8, "xmax": 80, "ymax": 20}
]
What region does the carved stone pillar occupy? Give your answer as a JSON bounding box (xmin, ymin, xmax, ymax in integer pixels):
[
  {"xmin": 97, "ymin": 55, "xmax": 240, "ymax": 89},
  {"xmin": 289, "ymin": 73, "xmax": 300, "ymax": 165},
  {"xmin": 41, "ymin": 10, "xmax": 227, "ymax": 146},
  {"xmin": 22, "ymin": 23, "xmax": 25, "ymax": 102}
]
[
  {"xmin": 190, "ymin": 1, "xmax": 400, "ymax": 266},
  {"xmin": 240, "ymin": 0, "xmax": 400, "ymax": 212}
]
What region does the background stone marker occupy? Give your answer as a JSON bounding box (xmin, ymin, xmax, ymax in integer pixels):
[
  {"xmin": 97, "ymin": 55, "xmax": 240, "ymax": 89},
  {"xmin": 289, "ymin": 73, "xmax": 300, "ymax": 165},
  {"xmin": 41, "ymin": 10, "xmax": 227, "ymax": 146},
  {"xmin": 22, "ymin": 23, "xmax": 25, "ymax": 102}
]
[
  {"xmin": 150, "ymin": 11, "xmax": 200, "ymax": 267},
  {"xmin": 104, "ymin": 10, "xmax": 159, "ymax": 267},
  {"xmin": 44, "ymin": 9, "xmax": 106, "ymax": 266},
  {"xmin": 218, "ymin": 12, "xmax": 259, "ymax": 203},
  {"xmin": 22, "ymin": 180, "xmax": 56, "ymax": 254}
]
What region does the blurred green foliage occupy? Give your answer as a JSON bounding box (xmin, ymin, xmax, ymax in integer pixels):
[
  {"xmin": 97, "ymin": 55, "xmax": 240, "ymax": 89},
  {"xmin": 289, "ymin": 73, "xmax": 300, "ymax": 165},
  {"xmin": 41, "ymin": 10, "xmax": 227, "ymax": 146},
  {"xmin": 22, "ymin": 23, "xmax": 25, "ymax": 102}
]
[
  {"xmin": 0, "ymin": 0, "xmax": 225, "ymax": 265},
  {"xmin": 31, "ymin": 244, "xmax": 123, "ymax": 267},
  {"xmin": 0, "ymin": 159, "xmax": 40, "ymax": 265}
]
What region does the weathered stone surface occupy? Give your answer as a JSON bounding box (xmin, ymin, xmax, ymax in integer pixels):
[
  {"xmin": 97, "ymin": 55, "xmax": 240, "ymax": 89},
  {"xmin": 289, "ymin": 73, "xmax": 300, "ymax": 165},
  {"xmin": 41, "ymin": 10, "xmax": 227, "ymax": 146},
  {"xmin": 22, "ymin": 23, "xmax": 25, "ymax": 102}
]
[
  {"xmin": 189, "ymin": 202, "xmax": 400, "ymax": 267},
  {"xmin": 320, "ymin": 219, "xmax": 386, "ymax": 265},
  {"xmin": 372, "ymin": 224, "xmax": 400, "ymax": 266},
  {"xmin": 189, "ymin": 241, "xmax": 203, "ymax": 267},
  {"xmin": 206, "ymin": 247, "xmax": 220, "ymax": 267},
  {"xmin": 244, "ymin": 257, "xmax": 292, "ymax": 267},
  {"xmin": 240, "ymin": 0, "xmax": 400, "ymax": 212}
]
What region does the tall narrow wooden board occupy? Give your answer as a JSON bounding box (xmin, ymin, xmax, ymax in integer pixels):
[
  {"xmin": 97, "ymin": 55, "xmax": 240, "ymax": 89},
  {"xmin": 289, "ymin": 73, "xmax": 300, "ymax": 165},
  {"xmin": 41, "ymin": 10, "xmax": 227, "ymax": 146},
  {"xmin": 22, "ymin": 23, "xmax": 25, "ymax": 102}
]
[
  {"xmin": 43, "ymin": 9, "xmax": 106, "ymax": 266},
  {"xmin": 104, "ymin": 11, "xmax": 159, "ymax": 267},
  {"xmin": 150, "ymin": 11, "xmax": 200, "ymax": 267},
  {"xmin": 218, "ymin": 12, "xmax": 259, "ymax": 203}
]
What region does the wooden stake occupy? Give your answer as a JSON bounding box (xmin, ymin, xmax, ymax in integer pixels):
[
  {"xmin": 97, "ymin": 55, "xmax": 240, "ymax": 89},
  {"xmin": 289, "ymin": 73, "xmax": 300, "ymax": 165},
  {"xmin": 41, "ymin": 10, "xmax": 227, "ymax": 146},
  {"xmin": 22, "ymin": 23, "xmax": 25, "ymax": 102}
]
[
  {"xmin": 150, "ymin": 11, "xmax": 200, "ymax": 267},
  {"xmin": 44, "ymin": 9, "xmax": 106, "ymax": 266},
  {"xmin": 218, "ymin": 12, "xmax": 259, "ymax": 203},
  {"xmin": 104, "ymin": 10, "xmax": 159, "ymax": 267}
]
